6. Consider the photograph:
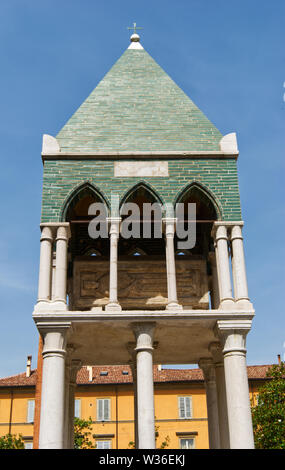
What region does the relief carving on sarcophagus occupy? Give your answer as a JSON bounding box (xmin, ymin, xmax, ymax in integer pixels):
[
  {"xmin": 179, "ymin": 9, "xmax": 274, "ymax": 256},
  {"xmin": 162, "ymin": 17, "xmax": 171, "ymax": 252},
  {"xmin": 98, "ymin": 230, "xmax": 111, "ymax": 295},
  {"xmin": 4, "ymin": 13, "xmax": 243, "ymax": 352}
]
[{"xmin": 72, "ymin": 257, "xmax": 209, "ymax": 310}]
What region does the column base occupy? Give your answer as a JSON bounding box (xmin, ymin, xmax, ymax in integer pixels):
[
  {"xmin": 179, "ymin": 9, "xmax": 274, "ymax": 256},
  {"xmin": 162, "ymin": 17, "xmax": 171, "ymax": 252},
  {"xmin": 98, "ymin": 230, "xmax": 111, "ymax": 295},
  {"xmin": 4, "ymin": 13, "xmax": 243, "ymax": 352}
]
[
  {"xmin": 235, "ymin": 299, "xmax": 253, "ymax": 310},
  {"xmin": 34, "ymin": 300, "xmax": 68, "ymax": 312},
  {"xmin": 219, "ymin": 299, "xmax": 235, "ymax": 310},
  {"xmin": 105, "ymin": 302, "xmax": 122, "ymax": 312},
  {"xmin": 166, "ymin": 302, "xmax": 183, "ymax": 311},
  {"xmin": 34, "ymin": 301, "xmax": 51, "ymax": 312}
]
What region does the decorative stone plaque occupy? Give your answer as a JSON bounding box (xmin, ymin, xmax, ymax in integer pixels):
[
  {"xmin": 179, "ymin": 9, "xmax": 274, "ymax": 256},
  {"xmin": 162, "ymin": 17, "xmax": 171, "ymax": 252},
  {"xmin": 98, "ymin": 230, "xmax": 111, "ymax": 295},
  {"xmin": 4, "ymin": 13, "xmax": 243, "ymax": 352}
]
[
  {"xmin": 114, "ymin": 161, "xmax": 168, "ymax": 177},
  {"xmin": 72, "ymin": 257, "xmax": 209, "ymax": 310}
]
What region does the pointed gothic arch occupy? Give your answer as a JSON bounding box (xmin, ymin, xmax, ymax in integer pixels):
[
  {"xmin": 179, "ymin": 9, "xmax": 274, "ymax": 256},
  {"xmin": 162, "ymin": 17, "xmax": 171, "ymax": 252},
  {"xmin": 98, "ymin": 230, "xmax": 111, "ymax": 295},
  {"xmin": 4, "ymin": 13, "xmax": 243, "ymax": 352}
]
[
  {"xmin": 174, "ymin": 181, "xmax": 222, "ymax": 221},
  {"xmin": 60, "ymin": 182, "xmax": 110, "ymax": 222},
  {"xmin": 119, "ymin": 181, "xmax": 164, "ymax": 213}
]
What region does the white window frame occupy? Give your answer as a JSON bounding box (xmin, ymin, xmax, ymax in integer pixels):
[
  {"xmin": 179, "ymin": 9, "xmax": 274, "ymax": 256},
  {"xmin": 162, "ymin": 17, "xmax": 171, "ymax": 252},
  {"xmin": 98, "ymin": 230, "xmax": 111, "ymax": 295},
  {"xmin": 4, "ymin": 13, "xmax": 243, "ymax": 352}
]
[
  {"xmin": 26, "ymin": 399, "xmax": 35, "ymax": 423},
  {"xmin": 24, "ymin": 441, "xmax": 33, "ymax": 449},
  {"xmin": 96, "ymin": 398, "xmax": 111, "ymax": 421},
  {"xmin": 179, "ymin": 437, "xmax": 195, "ymax": 449},
  {"xmin": 178, "ymin": 396, "xmax": 192, "ymax": 419},
  {"xmin": 74, "ymin": 398, "xmax": 81, "ymax": 418},
  {"xmin": 96, "ymin": 439, "xmax": 112, "ymax": 449}
]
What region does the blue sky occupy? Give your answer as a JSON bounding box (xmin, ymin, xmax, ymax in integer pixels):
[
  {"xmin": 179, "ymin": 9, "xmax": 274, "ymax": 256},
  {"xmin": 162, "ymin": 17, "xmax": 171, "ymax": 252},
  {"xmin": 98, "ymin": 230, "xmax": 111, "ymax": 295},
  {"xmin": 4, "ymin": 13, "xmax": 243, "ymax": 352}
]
[{"xmin": 0, "ymin": 0, "xmax": 284, "ymax": 377}]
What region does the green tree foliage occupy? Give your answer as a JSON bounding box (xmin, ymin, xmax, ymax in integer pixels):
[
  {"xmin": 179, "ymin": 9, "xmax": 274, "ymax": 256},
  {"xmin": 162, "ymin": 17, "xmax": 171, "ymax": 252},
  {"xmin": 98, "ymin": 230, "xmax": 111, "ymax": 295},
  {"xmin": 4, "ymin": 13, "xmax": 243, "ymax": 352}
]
[
  {"xmin": 74, "ymin": 417, "xmax": 95, "ymax": 449},
  {"xmin": 252, "ymin": 362, "xmax": 285, "ymax": 449},
  {"xmin": 0, "ymin": 433, "xmax": 25, "ymax": 449}
]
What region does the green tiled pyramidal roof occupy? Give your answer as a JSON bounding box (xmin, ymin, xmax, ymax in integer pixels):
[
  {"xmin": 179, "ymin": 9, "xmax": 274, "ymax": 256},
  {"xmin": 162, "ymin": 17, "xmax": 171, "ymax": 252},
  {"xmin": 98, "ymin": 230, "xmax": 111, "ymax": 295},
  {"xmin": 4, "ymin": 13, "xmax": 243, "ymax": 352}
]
[{"xmin": 56, "ymin": 40, "xmax": 222, "ymax": 152}]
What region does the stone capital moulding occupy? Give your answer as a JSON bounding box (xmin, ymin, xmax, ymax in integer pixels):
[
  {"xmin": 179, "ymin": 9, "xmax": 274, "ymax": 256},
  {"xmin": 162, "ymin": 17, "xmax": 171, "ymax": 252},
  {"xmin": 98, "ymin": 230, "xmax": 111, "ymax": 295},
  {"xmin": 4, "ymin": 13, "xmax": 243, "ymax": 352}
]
[
  {"xmin": 132, "ymin": 322, "xmax": 156, "ymax": 352},
  {"xmin": 198, "ymin": 358, "xmax": 216, "ymax": 384},
  {"xmin": 37, "ymin": 321, "xmax": 72, "ymax": 357},
  {"xmin": 214, "ymin": 319, "xmax": 252, "ymax": 355}
]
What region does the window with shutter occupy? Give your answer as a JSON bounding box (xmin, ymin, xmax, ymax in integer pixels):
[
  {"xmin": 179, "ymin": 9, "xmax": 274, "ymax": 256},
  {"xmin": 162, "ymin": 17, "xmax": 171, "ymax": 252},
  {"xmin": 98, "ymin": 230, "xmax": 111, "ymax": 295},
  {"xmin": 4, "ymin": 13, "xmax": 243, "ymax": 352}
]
[
  {"xmin": 74, "ymin": 399, "xmax": 81, "ymax": 418},
  {"xmin": 178, "ymin": 396, "xmax": 192, "ymax": 419},
  {"xmin": 27, "ymin": 399, "xmax": 35, "ymax": 423},
  {"xmin": 97, "ymin": 398, "xmax": 110, "ymax": 421}
]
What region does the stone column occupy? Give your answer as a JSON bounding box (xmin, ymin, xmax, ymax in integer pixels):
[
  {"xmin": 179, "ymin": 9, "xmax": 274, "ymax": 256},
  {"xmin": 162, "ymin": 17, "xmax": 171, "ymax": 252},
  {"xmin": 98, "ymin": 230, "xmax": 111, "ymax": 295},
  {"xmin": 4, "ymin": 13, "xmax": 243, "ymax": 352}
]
[
  {"xmin": 128, "ymin": 351, "xmax": 139, "ymax": 449},
  {"xmin": 38, "ymin": 323, "xmax": 71, "ymax": 449},
  {"xmin": 106, "ymin": 217, "xmax": 121, "ymax": 311},
  {"xmin": 215, "ymin": 320, "xmax": 254, "ymax": 449},
  {"xmin": 198, "ymin": 358, "xmax": 220, "ymax": 449},
  {"xmin": 212, "ymin": 224, "xmax": 234, "ymax": 309},
  {"xmin": 63, "ymin": 347, "xmax": 72, "ymax": 449},
  {"xmin": 209, "ymin": 342, "xmax": 230, "ymax": 449},
  {"xmin": 163, "ymin": 218, "xmax": 182, "ymax": 310},
  {"xmin": 63, "ymin": 347, "xmax": 80, "ymax": 449},
  {"xmin": 53, "ymin": 224, "xmax": 70, "ymax": 310},
  {"xmin": 209, "ymin": 252, "xmax": 220, "ymax": 309},
  {"xmin": 132, "ymin": 323, "xmax": 156, "ymax": 449},
  {"xmin": 68, "ymin": 359, "xmax": 82, "ymax": 449},
  {"xmin": 230, "ymin": 224, "xmax": 252, "ymax": 309},
  {"xmin": 37, "ymin": 225, "xmax": 54, "ymax": 307}
]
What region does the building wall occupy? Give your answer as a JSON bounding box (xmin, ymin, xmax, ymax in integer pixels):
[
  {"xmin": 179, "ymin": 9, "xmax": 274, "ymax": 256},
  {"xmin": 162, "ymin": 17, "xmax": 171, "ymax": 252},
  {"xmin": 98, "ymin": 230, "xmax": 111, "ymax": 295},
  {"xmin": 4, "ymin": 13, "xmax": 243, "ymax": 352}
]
[
  {"xmin": 0, "ymin": 389, "xmax": 35, "ymax": 446},
  {"xmin": 0, "ymin": 381, "xmax": 261, "ymax": 449},
  {"xmin": 41, "ymin": 158, "xmax": 242, "ymax": 223}
]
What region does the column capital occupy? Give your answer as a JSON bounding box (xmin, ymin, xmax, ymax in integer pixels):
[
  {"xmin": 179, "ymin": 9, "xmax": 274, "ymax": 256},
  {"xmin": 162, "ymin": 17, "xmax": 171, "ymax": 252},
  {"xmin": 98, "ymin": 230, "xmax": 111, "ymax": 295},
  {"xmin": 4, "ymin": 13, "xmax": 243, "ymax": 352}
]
[
  {"xmin": 37, "ymin": 322, "xmax": 72, "ymax": 359},
  {"xmin": 69, "ymin": 359, "xmax": 82, "ymax": 385},
  {"xmin": 211, "ymin": 221, "xmax": 244, "ymax": 238},
  {"xmin": 106, "ymin": 217, "xmax": 121, "ymax": 235},
  {"xmin": 209, "ymin": 342, "xmax": 224, "ymax": 365},
  {"xmin": 40, "ymin": 222, "xmax": 71, "ymax": 239},
  {"xmin": 132, "ymin": 322, "xmax": 156, "ymax": 352},
  {"xmin": 162, "ymin": 217, "xmax": 177, "ymax": 237},
  {"xmin": 40, "ymin": 225, "xmax": 55, "ymax": 241},
  {"xmin": 198, "ymin": 358, "xmax": 216, "ymax": 384},
  {"xmin": 214, "ymin": 320, "xmax": 252, "ymax": 356},
  {"xmin": 230, "ymin": 224, "xmax": 244, "ymax": 241},
  {"xmin": 56, "ymin": 224, "xmax": 71, "ymax": 241}
]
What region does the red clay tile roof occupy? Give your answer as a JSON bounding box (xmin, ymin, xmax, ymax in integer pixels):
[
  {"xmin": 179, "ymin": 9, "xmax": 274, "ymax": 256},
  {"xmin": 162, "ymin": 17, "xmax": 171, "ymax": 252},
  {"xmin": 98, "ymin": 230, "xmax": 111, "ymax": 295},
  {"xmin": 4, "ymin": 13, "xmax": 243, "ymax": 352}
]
[{"xmin": 0, "ymin": 364, "xmax": 274, "ymax": 388}]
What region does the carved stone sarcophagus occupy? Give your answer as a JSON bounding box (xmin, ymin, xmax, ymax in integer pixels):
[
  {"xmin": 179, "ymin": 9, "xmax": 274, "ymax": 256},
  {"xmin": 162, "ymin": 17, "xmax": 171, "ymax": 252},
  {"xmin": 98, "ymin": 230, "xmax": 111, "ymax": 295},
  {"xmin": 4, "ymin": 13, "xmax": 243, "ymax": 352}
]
[{"xmin": 72, "ymin": 257, "xmax": 209, "ymax": 310}]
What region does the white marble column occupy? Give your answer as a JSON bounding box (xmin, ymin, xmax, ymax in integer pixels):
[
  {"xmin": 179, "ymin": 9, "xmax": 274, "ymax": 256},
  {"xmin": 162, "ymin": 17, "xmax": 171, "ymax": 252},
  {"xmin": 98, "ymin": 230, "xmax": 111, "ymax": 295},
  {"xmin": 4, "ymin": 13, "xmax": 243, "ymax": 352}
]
[
  {"xmin": 212, "ymin": 224, "xmax": 234, "ymax": 309},
  {"xmin": 132, "ymin": 323, "xmax": 156, "ymax": 449},
  {"xmin": 37, "ymin": 225, "xmax": 54, "ymax": 307},
  {"xmin": 215, "ymin": 320, "xmax": 255, "ymax": 449},
  {"xmin": 209, "ymin": 342, "xmax": 230, "ymax": 449},
  {"xmin": 198, "ymin": 358, "xmax": 220, "ymax": 449},
  {"xmin": 53, "ymin": 224, "xmax": 70, "ymax": 310},
  {"xmin": 230, "ymin": 224, "xmax": 252, "ymax": 309},
  {"xmin": 163, "ymin": 218, "xmax": 182, "ymax": 310},
  {"xmin": 128, "ymin": 353, "xmax": 139, "ymax": 449},
  {"xmin": 106, "ymin": 217, "xmax": 121, "ymax": 311},
  {"xmin": 38, "ymin": 323, "xmax": 71, "ymax": 449}
]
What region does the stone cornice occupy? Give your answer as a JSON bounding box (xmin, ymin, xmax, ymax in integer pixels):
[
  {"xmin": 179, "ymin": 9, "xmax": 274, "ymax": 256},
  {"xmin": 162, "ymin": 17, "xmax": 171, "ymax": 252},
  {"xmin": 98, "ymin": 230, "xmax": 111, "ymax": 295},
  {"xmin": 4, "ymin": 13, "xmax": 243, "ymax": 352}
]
[{"xmin": 41, "ymin": 150, "xmax": 239, "ymax": 163}]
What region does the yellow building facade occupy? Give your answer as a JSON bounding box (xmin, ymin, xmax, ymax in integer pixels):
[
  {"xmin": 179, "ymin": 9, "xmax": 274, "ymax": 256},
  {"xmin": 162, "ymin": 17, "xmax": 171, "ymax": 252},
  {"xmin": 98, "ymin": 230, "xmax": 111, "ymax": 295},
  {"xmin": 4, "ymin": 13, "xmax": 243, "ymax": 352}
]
[{"xmin": 0, "ymin": 364, "xmax": 269, "ymax": 449}]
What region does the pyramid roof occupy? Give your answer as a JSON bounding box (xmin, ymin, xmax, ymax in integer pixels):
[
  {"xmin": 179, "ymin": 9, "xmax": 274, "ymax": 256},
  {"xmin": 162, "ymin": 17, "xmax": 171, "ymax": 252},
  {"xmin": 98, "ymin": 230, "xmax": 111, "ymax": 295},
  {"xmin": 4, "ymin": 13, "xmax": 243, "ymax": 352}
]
[{"xmin": 56, "ymin": 36, "xmax": 222, "ymax": 153}]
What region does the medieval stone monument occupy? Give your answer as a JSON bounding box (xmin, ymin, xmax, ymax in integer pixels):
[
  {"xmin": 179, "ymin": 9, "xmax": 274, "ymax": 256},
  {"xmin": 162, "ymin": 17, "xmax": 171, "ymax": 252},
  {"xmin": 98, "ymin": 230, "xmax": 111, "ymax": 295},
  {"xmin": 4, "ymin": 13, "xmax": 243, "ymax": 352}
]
[{"xmin": 33, "ymin": 29, "xmax": 255, "ymax": 449}]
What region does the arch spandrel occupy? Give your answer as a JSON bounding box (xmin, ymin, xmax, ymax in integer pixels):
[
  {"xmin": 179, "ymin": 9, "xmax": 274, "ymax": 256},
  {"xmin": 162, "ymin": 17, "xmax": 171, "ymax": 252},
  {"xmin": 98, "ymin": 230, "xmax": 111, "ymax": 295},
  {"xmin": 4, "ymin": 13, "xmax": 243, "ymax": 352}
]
[
  {"xmin": 60, "ymin": 182, "xmax": 110, "ymax": 222},
  {"xmin": 174, "ymin": 181, "xmax": 223, "ymax": 221}
]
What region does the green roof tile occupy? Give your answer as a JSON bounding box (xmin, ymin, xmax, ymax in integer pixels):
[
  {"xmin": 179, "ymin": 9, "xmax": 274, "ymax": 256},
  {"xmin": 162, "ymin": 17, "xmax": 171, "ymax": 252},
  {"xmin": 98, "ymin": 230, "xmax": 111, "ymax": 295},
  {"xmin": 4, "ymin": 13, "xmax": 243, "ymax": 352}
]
[{"xmin": 56, "ymin": 43, "xmax": 222, "ymax": 152}]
